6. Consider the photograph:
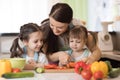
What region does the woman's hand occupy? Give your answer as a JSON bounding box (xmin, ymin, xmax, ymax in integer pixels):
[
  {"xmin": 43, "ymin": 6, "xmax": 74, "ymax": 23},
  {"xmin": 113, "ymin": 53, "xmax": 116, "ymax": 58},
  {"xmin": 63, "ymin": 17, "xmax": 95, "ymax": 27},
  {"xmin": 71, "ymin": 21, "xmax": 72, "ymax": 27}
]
[{"xmin": 58, "ymin": 51, "xmax": 70, "ymax": 66}]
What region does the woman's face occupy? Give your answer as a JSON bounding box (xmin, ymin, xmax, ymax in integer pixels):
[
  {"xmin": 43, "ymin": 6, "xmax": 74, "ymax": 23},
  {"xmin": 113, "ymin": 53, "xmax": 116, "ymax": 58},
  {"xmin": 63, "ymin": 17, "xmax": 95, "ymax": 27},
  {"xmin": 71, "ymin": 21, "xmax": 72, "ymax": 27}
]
[{"xmin": 49, "ymin": 17, "xmax": 69, "ymax": 36}]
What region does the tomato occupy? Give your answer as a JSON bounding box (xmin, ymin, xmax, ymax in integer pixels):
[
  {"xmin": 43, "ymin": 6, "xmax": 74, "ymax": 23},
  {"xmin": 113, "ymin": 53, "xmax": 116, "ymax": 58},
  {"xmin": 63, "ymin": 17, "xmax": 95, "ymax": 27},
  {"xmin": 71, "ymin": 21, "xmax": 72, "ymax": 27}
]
[
  {"xmin": 93, "ymin": 71, "xmax": 104, "ymax": 80},
  {"xmin": 81, "ymin": 69, "xmax": 92, "ymax": 80},
  {"xmin": 12, "ymin": 68, "xmax": 21, "ymax": 73}
]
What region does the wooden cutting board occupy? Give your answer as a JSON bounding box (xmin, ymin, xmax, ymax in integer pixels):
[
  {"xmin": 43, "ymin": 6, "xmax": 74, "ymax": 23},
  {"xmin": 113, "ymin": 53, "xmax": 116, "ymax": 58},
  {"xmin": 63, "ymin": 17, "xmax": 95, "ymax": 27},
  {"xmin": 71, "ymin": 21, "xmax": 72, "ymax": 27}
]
[{"xmin": 45, "ymin": 68, "xmax": 74, "ymax": 73}]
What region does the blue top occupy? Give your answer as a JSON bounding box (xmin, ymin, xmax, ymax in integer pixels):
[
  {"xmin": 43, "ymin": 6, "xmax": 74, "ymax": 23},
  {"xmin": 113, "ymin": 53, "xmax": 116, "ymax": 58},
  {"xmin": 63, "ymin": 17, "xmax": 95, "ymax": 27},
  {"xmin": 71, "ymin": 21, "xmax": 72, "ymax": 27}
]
[
  {"xmin": 22, "ymin": 46, "xmax": 39, "ymax": 62},
  {"xmin": 66, "ymin": 48, "xmax": 91, "ymax": 62}
]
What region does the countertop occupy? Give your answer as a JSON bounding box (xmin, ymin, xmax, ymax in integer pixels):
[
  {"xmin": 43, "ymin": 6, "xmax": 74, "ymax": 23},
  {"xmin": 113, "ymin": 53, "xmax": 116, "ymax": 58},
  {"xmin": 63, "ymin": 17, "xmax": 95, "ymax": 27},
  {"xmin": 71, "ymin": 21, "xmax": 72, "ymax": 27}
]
[
  {"xmin": 101, "ymin": 51, "xmax": 120, "ymax": 61},
  {"xmin": 0, "ymin": 71, "xmax": 120, "ymax": 80},
  {"xmin": 0, "ymin": 51, "xmax": 120, "ymax": 80}
]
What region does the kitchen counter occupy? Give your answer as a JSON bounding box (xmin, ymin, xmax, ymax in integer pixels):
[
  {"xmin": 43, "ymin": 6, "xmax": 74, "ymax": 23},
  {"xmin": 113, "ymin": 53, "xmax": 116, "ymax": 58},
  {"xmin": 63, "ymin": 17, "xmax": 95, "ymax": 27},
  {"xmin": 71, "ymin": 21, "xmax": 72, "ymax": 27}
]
[
  {"xmin": 101, "ymin": 51, "xmax": 120, "ymax": 61},
  {"xmin": 1, "ymin": 71, "xmax": 120, "ymax": 80}
]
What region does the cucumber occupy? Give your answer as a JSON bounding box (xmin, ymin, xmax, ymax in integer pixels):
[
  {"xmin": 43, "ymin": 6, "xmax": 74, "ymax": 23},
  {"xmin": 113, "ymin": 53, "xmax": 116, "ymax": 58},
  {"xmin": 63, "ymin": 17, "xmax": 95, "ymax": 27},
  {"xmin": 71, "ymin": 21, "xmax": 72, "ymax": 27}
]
[
  {"xmin": 2, "ymin": 72, "xmax": 34, "ymax": 79},
  {"xmin": 108, "ymin": 68, "xmax": 120, "ymax": 78},
  {"xmin": 35, "ymin": 67, "xmax": 44, "ymax": 73}
]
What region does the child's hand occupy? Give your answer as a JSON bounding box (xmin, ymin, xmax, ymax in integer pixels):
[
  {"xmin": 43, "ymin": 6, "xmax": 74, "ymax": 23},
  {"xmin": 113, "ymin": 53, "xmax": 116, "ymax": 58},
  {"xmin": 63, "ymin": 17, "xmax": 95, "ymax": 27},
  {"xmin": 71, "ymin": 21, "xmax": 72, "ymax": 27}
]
[
  {"xmin": 35, "ymin": 63, "xmax": 44, "ymax": 68},
  {"xmin": 81, "ymin": 58, "xmax": 88, "ymax": 62},
  {"xmin": 28, "ymin": 59, "xmax": 37, "ymax": 65},
  {"xmin": 86, "ymin": 57, "xmax": 95, "ymax": 64}
]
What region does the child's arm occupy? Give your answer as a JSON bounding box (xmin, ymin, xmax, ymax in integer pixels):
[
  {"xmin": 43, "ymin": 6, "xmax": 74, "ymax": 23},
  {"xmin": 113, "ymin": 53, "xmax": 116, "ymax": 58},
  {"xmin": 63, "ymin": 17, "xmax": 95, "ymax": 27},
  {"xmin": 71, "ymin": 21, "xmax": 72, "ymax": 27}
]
[
  {"xmin": 24, "ymin": 63, "xmax": 35, "ymax": 70},
  {"xmin": 24, "ymin": 60, "xmax": 44, "ymax": 70},
  {"xmin": 81, "ymin": 58, "xmax": 88, "ymax": 62}
]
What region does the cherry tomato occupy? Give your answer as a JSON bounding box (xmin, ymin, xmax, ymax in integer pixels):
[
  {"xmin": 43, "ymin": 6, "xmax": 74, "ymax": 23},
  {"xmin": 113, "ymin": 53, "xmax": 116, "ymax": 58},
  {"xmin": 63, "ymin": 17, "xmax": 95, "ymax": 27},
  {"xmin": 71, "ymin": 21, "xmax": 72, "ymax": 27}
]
[
  {"xmin": 12, "ymin": 68, "xmax": 21, "ymax": 73},
  {"xmin": 81, "ymin": 69, "xmax": 92, "ymax": 80},
  {"xmin": 93, "ymin": 71, "xmax": 104, "ymax": 80}
]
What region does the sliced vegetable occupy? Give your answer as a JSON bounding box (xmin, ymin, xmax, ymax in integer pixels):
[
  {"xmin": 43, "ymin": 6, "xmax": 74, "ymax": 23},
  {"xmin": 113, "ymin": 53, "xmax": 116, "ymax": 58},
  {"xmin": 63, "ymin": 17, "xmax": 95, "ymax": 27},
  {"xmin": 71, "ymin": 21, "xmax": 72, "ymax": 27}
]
[
  {"xmin": 44, "ymin": 64, "xmax": 58, "ymax": 69},
  {"xmin": 66, "ymin": 62, "xmax": 76, "ymax": 68},
  {"xmin": 2, "ymin": 72, "xmax": 34, "ymax": 79},
  {"xmin": 35, "ymin": 67, "xmax": 44, "ymax": 73}
]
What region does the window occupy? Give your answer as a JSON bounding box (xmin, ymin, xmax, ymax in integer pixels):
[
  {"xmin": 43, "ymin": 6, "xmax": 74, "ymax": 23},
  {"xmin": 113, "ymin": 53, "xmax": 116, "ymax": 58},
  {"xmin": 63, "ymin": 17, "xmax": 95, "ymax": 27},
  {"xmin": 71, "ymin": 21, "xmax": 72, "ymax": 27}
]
[
  {"xmin": 87, "ymin": 0, "xmax": 116, "ymax": 32},
  {"xmin": 0, "ymin": 0, "xmax": 48, "ymax": 33}
]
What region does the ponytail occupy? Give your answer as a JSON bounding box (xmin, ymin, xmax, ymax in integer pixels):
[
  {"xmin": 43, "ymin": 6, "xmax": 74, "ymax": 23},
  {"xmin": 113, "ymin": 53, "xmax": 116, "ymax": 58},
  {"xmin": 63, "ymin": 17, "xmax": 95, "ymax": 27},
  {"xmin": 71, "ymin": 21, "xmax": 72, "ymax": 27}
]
[{"xmin": 10, "ymin": 37, "xmax": 23, "ymax": 58}]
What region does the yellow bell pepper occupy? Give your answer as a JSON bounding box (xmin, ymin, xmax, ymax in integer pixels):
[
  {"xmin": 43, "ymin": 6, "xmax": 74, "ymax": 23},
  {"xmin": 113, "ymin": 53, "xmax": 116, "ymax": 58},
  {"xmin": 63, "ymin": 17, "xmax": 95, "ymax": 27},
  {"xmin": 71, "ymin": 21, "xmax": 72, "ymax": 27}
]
[
  {"xmin": 91, "ymin": 61, "xmax": 108, "ymax": 78},
  {"xmin": 0, "ymin": 59, "xmax": 12, "ymax": 77}
]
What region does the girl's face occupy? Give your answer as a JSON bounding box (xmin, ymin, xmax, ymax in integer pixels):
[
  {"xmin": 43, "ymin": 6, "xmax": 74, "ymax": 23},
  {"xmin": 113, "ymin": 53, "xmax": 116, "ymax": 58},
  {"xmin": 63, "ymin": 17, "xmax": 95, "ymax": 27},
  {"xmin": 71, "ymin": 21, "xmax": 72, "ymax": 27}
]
[
  {"xmin": 24, "ymin": 31, "xmax": 43, "ymax": 52},
  {"xmin": 69, "ymin": 38, "xmax": 86, "ymax": 52},
  {"xmin": 49, "ymin": 17, "xmax": 69, "ymax": 36}
]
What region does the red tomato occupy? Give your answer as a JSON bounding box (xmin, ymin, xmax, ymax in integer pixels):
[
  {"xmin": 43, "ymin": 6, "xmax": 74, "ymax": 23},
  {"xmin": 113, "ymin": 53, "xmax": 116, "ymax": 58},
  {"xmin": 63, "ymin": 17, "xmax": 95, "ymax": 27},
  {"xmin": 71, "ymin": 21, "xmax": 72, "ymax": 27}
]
[
  {"xmin": 12, "ymin": 68, "xmax": 21, "ymax": 73},
  {"xmin": 81, "ymin": 69, "xmax": 92, "ymax": 80},
  {"xmin": 93, "ymin": 71, "xmax": 104, "ymax": 80}
]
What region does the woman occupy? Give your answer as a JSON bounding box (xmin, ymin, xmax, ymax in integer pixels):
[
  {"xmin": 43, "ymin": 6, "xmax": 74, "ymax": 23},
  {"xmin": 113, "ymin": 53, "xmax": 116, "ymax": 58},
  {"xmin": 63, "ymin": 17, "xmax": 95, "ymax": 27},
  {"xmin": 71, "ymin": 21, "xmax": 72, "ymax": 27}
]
[{"xmin": 41, "ymin": 3, "xmax": 101, "ymax": 65}]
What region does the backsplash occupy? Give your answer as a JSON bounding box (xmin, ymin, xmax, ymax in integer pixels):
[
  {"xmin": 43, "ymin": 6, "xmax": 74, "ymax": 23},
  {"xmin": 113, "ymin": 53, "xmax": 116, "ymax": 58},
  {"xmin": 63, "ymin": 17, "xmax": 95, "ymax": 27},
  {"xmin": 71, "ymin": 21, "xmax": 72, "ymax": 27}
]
[
  {"xmin": 113, "ymin": 21, "xmax": 120, "ymax": 50},
  {"xmin": 0, "ymin": 32, "xmax": 119, "ymax": 54},
  {"xmin": 0, "ymin": 35, "xmax": 23, "ymax": 53}
]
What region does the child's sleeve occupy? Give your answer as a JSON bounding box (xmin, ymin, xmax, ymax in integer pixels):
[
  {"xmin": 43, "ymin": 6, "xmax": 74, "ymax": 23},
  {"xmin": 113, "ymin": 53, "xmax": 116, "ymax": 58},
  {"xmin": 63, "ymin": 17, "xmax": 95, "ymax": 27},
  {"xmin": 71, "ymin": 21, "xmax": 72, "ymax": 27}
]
[{"xmin": 38, "ymin": 53, "xmax": 48, "ymax": 65}]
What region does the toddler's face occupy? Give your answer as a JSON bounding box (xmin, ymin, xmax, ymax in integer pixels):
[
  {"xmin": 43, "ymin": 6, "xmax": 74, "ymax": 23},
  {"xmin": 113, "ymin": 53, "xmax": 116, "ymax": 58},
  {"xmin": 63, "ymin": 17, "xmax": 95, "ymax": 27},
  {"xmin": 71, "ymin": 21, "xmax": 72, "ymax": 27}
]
[{"xmin": 69, "ymin": 38, "xmax": 86, "ymax": 52}]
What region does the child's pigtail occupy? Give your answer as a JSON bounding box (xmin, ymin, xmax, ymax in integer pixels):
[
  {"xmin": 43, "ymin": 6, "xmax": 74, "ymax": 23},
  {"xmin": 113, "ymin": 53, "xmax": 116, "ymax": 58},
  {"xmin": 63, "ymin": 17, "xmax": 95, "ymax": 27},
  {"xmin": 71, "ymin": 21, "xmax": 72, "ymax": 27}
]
[{"xmin": 10, "ymin": 37, "xmax": 23, "ymax": 58}]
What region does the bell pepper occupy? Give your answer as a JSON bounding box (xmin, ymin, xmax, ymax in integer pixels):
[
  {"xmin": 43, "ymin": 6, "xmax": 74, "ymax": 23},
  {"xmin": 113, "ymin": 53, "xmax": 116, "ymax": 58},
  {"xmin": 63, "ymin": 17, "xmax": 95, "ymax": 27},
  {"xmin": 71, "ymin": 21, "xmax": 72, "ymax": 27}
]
[
  {"xmin": 74, "ymin": 61, "xmax": 87, "ymax": 74},
  {"xmin": 91, "ymin": 61, "xmax": 108, "ymax": 77},
  {"xmin": 0, "ymin": 59, "xmax": 12, "ymax": 77},
  {"xmin": 84, "ymin": 64, "xmax": 91, "ymax": 71}
]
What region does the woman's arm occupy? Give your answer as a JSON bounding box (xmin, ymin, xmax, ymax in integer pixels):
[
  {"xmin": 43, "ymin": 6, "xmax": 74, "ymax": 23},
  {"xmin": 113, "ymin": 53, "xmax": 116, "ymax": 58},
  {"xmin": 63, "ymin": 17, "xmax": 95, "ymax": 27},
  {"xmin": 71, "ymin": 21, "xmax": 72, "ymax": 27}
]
[
  {"xmin": 49, "ymin": 51, "xmax": 70, "ymax": 65},
  {"xmin": 86, "ymin": 33, "xmax": 102, "ymax": 64}
]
